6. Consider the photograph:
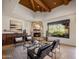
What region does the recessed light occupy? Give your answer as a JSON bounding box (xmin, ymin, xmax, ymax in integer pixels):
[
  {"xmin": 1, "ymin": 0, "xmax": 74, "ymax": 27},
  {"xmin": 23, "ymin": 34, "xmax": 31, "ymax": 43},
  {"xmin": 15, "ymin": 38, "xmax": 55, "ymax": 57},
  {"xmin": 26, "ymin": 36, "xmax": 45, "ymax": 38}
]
[
  {"xmin": 37, "ymin": 6, "xmax": 40, "ymax": 8},
  {"xmin": 54, "ymin": 2, "xmax": 56, "ymax": 5}
]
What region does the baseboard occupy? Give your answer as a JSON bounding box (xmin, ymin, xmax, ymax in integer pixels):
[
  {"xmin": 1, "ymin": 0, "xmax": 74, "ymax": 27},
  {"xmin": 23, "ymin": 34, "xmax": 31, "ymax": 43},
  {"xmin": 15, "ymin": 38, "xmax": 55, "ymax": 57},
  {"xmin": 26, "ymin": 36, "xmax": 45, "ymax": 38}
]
[{"xmin": 60, "ymin": 43, "xmax": 76, "ymax": 47}]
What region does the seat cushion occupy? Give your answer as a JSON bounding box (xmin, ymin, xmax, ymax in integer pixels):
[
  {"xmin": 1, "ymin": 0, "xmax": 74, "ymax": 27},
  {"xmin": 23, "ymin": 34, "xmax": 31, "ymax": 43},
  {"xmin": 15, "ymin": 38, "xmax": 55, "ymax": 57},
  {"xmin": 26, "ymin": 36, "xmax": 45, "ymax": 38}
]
[
  {"xmin": 34, "ymin": 48, "xmax": 39, "ymax": 54},
  {"xmin": 15, "ymin": 37, "xmax": 23, "ymax": 42}
]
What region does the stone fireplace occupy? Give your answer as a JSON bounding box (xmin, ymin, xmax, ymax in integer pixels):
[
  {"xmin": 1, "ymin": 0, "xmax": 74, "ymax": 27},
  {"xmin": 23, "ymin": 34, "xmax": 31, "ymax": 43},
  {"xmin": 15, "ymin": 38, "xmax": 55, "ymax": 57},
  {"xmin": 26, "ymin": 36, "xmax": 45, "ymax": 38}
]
[{"xmin": 31, "ymin": 21, "xmax": 43, "ymax": 38}]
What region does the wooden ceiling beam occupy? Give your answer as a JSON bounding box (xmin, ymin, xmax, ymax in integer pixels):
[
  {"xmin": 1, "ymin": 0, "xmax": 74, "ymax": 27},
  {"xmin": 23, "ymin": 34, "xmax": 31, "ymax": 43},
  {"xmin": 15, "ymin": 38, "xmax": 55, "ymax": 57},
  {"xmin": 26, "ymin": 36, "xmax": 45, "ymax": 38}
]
[
  {"xmin": 33, "ymin": 0, "xmax": 50, "ymax": 11},
  {"xmin": 63, "ymin": 0, "xmax": 71, "ymax": 5},
  {"xmin": 30, "ymin": 0, "xmax": 36, "ymax": 11}
]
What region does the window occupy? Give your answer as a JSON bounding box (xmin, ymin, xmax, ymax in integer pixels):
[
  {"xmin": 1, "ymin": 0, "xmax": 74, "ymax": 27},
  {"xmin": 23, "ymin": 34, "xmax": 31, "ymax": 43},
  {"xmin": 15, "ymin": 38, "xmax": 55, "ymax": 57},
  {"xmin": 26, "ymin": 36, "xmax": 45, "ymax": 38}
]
[{"xmin": 47, "ymin": 19, "xmax": 70, "ymax": 38}]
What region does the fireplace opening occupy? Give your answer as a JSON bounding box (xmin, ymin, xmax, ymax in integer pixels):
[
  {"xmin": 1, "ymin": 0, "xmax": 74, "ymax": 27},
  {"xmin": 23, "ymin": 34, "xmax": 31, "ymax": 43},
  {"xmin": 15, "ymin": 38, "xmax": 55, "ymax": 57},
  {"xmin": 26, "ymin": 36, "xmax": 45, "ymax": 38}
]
[{"xmin": 33, "ymin": 32, "xmax": 41, "ymax": 37}]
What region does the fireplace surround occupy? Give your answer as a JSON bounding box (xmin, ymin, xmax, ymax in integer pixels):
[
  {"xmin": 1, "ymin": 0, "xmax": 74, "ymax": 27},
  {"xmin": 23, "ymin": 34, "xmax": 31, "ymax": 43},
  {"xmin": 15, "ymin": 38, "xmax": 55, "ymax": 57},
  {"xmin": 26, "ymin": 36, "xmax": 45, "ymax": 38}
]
[{"xmin": 31, "ymin": 21, "xmax": 43, "ymax": 37}]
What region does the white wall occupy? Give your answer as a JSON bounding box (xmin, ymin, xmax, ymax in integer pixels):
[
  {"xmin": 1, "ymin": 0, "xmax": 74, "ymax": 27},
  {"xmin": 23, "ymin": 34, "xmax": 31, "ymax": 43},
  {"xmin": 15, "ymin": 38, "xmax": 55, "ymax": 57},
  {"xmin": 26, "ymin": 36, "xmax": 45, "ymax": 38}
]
[
  {"xmin": 2, "ymin": 15, "xmax": 10, "ymax": 30},
  {"xmin": 2, "ymin": 0, "xmax": 32, "ymax": 34},
  {"xmin": 12, "ymin": 1, "xmax": 34, "ymax": 20},
  {"xmin": 44, "ymin": 0, "xmax": 76, "ymax": 20},
  {"xmin": 2, "ymin": 15, "xmax": 31, "ymax": 34},
  {"xmin": 43, "ymin": 13, "xmax": 76, "ymax": 46},
  {"xmin": 2, "ymin": 0, "xmax": 34, "ymax": 21}
]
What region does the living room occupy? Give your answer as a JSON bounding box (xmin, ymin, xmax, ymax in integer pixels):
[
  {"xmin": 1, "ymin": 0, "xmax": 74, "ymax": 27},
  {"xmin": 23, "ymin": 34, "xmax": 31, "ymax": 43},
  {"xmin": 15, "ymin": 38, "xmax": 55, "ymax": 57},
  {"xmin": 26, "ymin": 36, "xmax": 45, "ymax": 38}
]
[{"xmin": 2, "ymin": 0, "xmax": 76, "ymax": 59}]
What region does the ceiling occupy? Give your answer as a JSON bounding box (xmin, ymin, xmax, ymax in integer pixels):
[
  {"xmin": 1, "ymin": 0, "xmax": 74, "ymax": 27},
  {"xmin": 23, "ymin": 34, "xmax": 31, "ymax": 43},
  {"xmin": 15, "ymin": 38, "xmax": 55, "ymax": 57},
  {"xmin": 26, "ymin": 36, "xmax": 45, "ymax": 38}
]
[
  {"xmin": 2, "ymin": 0, "xmax": 75, "ymax": 21},
  {"xmin": 19, "ymin": 0, "xmax": 71, "ymax": 12}
]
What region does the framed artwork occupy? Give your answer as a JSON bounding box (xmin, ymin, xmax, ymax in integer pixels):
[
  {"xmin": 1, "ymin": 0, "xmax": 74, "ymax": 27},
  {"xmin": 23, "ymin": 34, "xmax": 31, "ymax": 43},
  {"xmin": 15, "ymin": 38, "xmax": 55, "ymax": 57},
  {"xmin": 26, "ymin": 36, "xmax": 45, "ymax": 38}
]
[{"xmin": 10, "ymin": 20, "xmax": 22, "ymax": 32}]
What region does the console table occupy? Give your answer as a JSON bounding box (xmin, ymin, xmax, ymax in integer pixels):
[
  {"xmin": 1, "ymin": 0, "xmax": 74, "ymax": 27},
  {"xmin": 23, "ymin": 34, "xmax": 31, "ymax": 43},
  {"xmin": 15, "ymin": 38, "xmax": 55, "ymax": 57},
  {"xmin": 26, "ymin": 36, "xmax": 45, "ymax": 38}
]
[{"xmin": 2, "ymin": 33, "xmax": 23, "ymax": 45}]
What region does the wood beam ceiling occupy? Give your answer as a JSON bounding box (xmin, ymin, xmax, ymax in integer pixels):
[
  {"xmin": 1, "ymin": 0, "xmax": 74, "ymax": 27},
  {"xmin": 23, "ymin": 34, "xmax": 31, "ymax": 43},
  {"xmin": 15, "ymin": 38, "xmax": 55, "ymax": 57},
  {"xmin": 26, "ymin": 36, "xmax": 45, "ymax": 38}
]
[
  {"xmin": 30, "ymin": 0, "xmax": 35, "ymax": 11},
  {"xmin": 33, "ymin": 0, "xmax": 50, "ymax": 11},
  {"xmin": 19, "ymin": 0, "xmax": 72, "ymax": 12},
  {"xmin": 63, "ymin": 0, "xmax": 71, "ymax": 5}
]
